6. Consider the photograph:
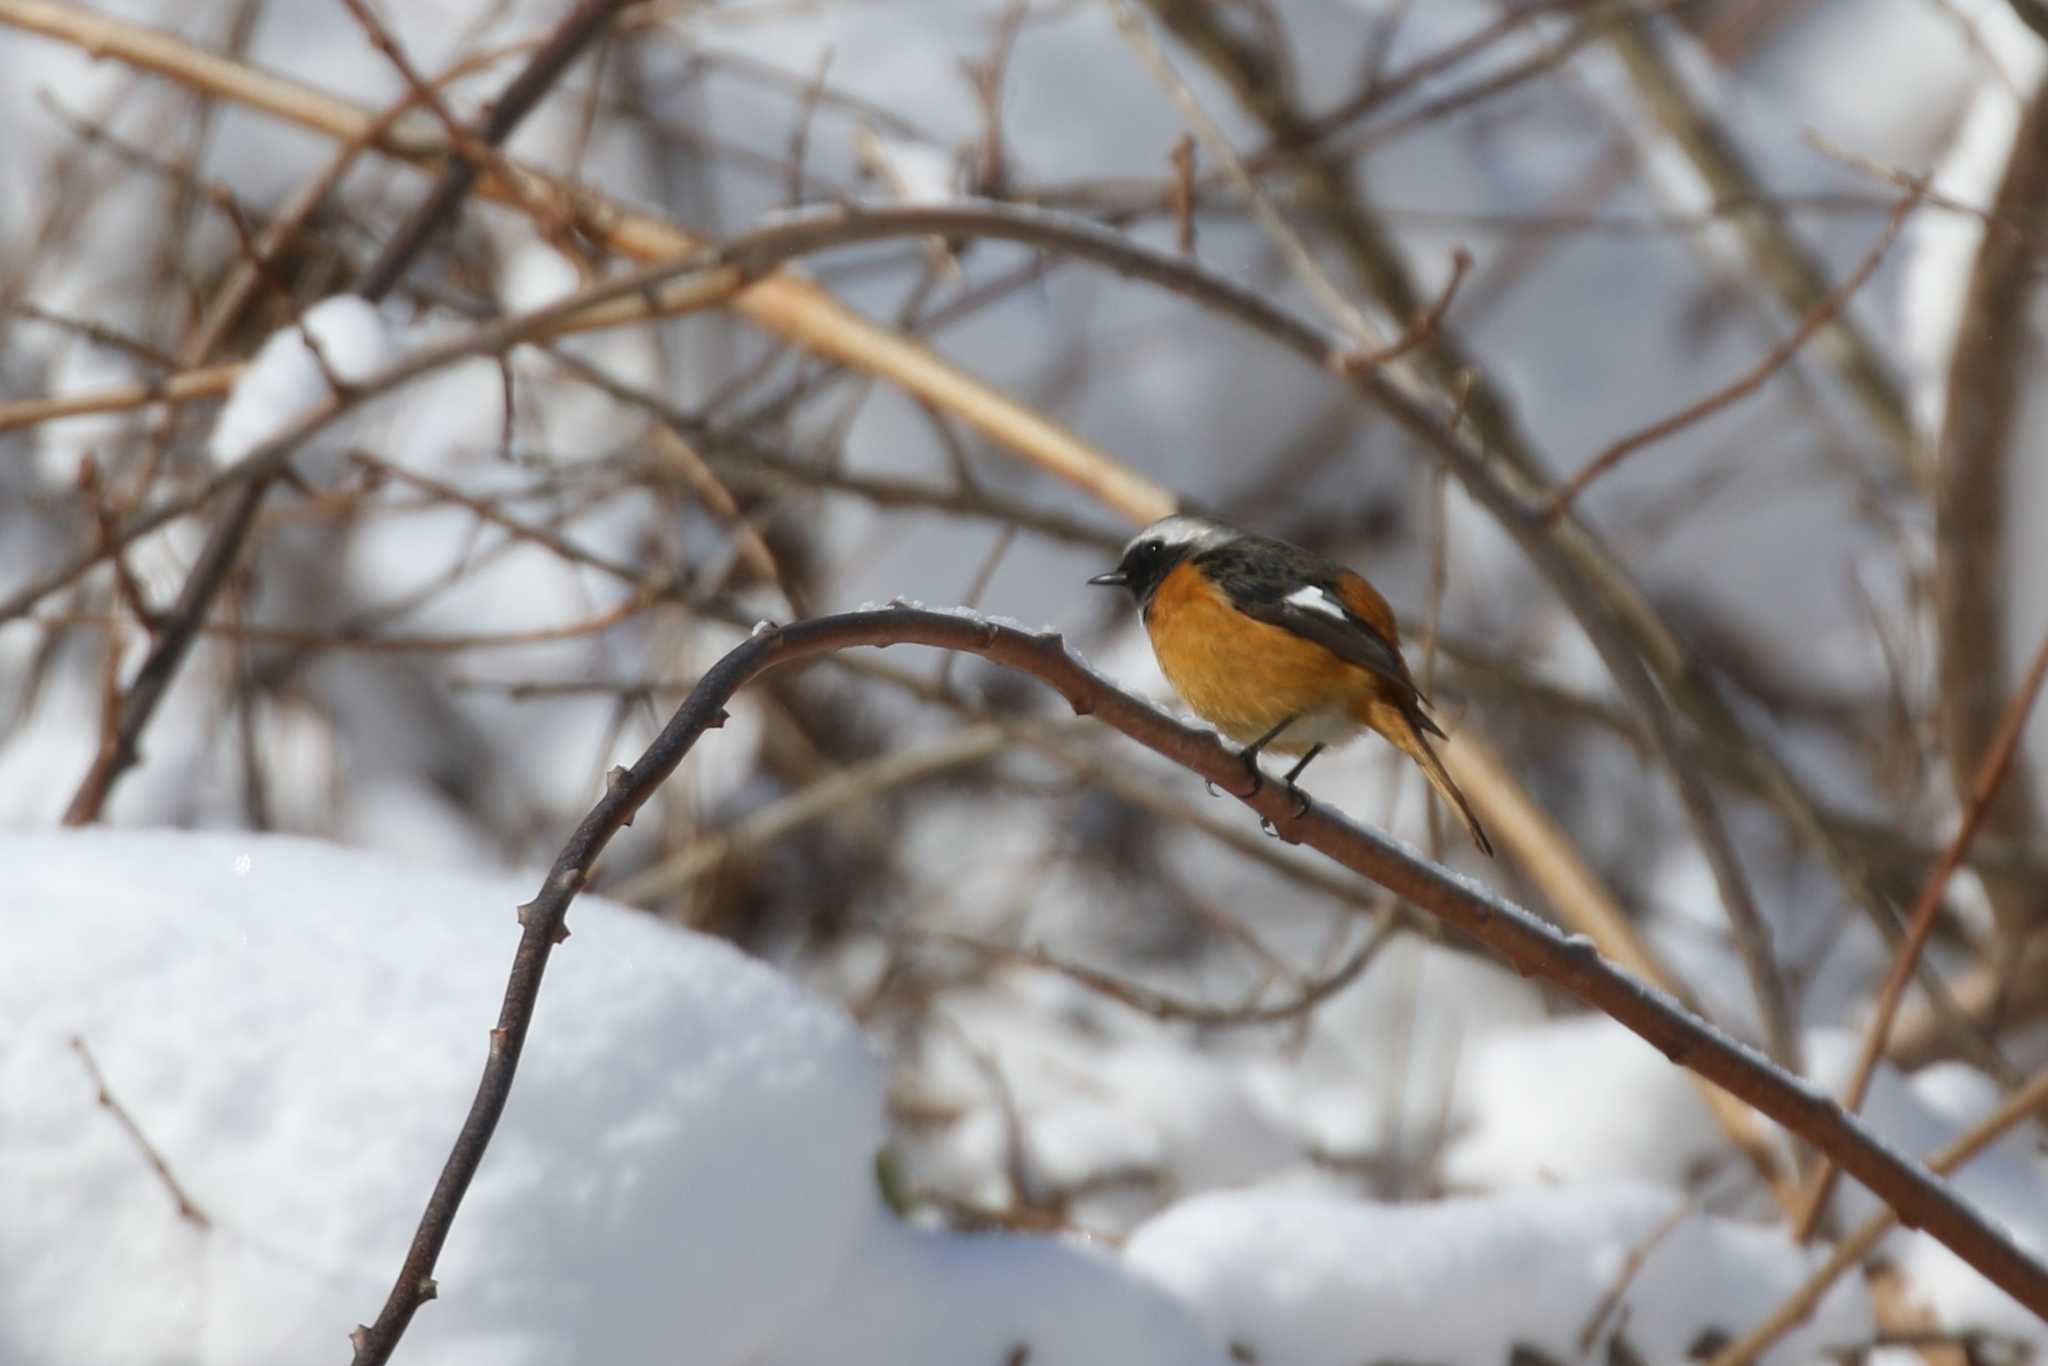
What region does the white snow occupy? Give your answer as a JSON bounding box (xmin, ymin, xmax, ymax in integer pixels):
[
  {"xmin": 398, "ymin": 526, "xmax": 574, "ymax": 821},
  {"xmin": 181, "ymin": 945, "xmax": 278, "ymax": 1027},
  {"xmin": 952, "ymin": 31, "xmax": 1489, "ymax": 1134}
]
[
  {"xmin": 766, "ymin": 1205, "xmax": 1229, "ymax": 1366},
  {"xmin": 0, "ymin": 829, "xmax": 1222, "ymax": 1365},
  {"xmin": 1443, "ymin": 1012, "xmax": 1729, "ymax": 1189},
  {"xmin": 1123, "ymin": 1183, "xmax": 1873, "ymax": 1365},
  {"xmin": 210, "ymin": 295, "xmax": 407, "ymax": 470}
]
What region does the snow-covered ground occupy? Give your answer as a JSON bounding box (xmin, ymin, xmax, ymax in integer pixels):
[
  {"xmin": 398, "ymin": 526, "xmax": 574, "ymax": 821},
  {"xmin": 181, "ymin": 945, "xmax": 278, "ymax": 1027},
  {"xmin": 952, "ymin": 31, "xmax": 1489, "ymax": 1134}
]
[{"xmin": 1, "ymin": 829, "xmax": 1944, "ymax": 1365}]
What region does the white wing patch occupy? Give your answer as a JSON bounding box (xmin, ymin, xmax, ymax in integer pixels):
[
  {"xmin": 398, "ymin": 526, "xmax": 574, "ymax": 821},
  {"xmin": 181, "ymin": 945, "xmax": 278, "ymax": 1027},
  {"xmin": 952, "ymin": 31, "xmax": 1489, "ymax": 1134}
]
[{"xmin": 1284, "ymin": 585, "xmax": 1351, "ymax": 621}]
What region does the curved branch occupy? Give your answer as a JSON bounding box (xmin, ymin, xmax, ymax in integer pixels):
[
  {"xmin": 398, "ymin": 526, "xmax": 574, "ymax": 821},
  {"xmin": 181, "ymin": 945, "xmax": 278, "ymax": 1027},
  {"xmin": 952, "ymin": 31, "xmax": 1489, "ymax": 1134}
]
[
  {"xmin": 355, "ymin": 608, "xmax": 2048, "ymax": 1364},
  {"xmin": 1934, "ymin": 76, "xmax": 2048, "ymax": 982}
]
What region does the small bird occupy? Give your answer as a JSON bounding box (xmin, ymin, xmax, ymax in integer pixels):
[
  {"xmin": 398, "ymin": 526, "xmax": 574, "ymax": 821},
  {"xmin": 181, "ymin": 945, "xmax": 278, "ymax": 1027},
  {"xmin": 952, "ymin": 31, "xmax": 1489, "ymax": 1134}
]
[{"xmin": 1089, "ymin": 513, "xmax": 1492, "ymax": 856}]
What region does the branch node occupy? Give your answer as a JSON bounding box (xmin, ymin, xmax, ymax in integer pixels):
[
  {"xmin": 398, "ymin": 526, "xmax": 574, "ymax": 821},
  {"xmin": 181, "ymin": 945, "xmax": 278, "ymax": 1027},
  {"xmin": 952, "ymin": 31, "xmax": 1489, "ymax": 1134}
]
[{"xmin": 415, "ymin": 1276, "xmax": 439, "ymax": 1303}]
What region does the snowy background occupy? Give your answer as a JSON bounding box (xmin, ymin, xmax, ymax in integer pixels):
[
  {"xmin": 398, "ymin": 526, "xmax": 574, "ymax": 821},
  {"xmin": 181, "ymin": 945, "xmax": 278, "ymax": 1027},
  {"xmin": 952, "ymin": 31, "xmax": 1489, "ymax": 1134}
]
[{"xmin": 2, "ymin": 0, "xmax": 2046, "ymax": 1362}]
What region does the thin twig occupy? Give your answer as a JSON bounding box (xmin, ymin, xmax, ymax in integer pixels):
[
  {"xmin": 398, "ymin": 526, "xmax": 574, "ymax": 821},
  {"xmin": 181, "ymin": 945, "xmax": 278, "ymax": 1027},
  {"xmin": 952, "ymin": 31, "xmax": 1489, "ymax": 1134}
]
[
  {"xmin": 910, "ymin": 904, "xmax": 1400, "ymax": 1028},
  {"xmin": 1548, "ymin": 187, "xmax": 1922, "ymax": 518},
  {"xmin": 71, "ymin": 1036, "xmax": 211, "ymax": 1229}
]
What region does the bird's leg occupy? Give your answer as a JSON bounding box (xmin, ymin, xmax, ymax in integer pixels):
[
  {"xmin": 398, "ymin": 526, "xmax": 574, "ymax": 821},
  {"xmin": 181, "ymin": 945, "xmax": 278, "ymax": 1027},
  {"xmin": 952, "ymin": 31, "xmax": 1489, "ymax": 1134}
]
[
  {"xmin": 1228, "ymin": 715, "xmax": 1297, "ymax": 803},
  {"xmin": 1278, "ymin": 745, "xmax": 1324, "ymax": 819}
]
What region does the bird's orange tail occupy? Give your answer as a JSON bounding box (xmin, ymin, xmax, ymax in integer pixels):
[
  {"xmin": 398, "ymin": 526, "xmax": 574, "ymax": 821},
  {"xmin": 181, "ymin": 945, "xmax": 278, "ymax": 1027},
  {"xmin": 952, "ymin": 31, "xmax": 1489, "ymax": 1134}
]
[{"xmin": 1377, "ymin": 703, "xmax": 1493, "ymax": 858}]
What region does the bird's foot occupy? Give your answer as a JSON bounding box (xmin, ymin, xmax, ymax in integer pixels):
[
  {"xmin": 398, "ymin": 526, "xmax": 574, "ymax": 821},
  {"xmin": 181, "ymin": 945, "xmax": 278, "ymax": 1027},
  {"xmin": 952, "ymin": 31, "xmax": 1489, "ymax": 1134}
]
[
  {"xmin": 1258, "ymin": 782, "xmax": 1311, "ymax": 839},
  {"xmin": 1236, "ymin": 752, "xmax": 1265, "ymax": 801}
]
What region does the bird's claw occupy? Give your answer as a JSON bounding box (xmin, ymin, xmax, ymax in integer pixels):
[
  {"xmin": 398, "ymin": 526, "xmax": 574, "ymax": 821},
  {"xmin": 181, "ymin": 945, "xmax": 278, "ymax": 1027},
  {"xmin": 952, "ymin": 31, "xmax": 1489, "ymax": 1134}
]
[
  {"xmin": 1258, "ymin": 786, "xmax": 1311, "ymax": 838},
  {"xmin": 1236, "ymin": 754, "xmax": 1265, "ymax": 801}
]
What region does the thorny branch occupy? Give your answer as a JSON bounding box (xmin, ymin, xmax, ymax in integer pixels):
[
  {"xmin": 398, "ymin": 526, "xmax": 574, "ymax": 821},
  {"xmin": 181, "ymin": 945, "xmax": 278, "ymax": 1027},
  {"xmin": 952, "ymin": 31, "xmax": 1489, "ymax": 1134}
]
[{"xmin": 356, "ymin": 607, "xmax": 2048, "ymax": 1365}]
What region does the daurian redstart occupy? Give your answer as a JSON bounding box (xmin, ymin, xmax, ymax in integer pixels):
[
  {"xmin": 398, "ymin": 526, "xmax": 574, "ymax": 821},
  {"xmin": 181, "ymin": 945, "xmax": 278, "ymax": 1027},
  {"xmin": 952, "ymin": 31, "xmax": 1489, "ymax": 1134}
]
[{"xmin": 1090, "ymin": 513, "xmax": 1491, "ymax": 856}]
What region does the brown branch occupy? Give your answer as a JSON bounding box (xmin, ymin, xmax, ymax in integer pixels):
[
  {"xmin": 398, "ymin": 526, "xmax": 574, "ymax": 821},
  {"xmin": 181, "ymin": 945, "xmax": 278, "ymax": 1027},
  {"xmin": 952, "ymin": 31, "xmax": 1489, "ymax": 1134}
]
[
  {"xmin": 1547, "ymin": 187, "xmax": 1921, "ymax": 518},
  {"xmin": 909, "ymin": 905, "xmax": 1400, "ymax": 1029},
  {"xmin": 71, "ymin": 1035, "xmax": 210, "ymax": 1229},
  {"xmin": 1791, "ymin": 623, "xmax": 2048, "ymax": 1238},
  {"xmin": 350, "ymin": 0, "xmax": 626, "ymax": 304},
  {"xmin": 1933, "ymin": 76, "xmax": 2048, "ymax": 1000},
  {"xmin": 1338, "ymin": 247, "xmax": 1472, "ymax": 374},
  {"xmin": 355, "ymin": 607, "xmax": 2048, "ymax": 1365}
]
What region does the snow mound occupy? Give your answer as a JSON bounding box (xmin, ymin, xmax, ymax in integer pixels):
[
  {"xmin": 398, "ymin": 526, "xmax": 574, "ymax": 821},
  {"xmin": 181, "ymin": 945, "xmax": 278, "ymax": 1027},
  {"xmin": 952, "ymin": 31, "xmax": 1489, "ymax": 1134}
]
[
  {"xmin": 1124, "ymin": 1183, "xmax": 1871, "ymax": 1366},
  {"xmin": 0, "ymin": 829, "xmax": 1218, "ymax": 1365}
]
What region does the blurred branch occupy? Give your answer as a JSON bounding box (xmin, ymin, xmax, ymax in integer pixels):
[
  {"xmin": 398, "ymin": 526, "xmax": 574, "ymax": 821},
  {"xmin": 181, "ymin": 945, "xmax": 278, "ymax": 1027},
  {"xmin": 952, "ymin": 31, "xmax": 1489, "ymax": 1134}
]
[
  {"xmin": 0, "ymin": 15, "xmax": 1935, "ymax": 1058},
  {"xmin": 1793, "ymin": 623, "xmax": 2048, "ymax": 1239},
  {"xmin": 910, "ymin": 905, "xmax": 1401, "ymax": 1028},
  {"xmin": 12, "ymin": 180, "xmax": 1999, "ymax": 1067},
  {"xmin": 360, "ymin": 606, "xmax": 2048, "ymax": 1364},
  {"xmin": 2010, "ymin": 0, "xmax": 2048, "ymax": 43},
  {"xmin": 1549, "ymin": 186, "xmax": 1921, "ymax": 518},
  {"xmin": 1712, "ymin": 1066, "xmax": 2048, "ymax": 1366},
  {"xmin": 1933, "ymin": 75, "xmax": 2048, "ymax": 991},
  {"xmin": 55, "ymin": 0, "xmax": 636, "ymax": 826},
  {"xmin": 0, "ymin": 0, "xmax": 1179, "ymax": 525},
  {"xmin": 1601, "ymin": 19, "xmax": 1918, "ymax": 474},
  {"xmin": 609, "ymin": 722, "xmax": 1017, "ymax": 903}
]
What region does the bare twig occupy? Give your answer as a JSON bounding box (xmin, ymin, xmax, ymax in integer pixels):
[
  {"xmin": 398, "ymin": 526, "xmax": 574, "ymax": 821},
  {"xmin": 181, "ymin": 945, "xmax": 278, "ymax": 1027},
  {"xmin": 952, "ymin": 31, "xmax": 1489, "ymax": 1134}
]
[
  {"xmin": 910, "ymin": 903, "xmax": 1401, "ymax": 1029},
  {"xmin": 1548, "ymin": 188, "xmax": 1922, "ymax": 517},
  {"xmin": 71, "ymin": 1036, "xmax": 210, "ymax": 1229}
]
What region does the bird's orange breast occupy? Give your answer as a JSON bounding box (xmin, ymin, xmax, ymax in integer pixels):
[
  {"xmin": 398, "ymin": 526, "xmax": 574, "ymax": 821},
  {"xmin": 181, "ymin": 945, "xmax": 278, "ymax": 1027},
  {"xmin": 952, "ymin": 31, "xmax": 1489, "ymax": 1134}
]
[{"xmin": 1145, "ymin": 560, "xmax": 1380, "ymax": 749}]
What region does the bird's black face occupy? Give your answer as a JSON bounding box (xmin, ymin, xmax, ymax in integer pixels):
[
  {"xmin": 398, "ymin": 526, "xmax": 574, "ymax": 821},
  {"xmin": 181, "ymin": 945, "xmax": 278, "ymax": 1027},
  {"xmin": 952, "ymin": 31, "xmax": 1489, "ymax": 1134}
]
[{"xmin": 1087, "ymin": 536, "xmax": 1181, "ymax": 608}]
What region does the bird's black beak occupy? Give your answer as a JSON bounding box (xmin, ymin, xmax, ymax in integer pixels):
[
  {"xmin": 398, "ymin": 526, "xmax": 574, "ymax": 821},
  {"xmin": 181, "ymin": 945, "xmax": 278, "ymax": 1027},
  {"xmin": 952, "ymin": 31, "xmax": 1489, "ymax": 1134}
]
[{"xmin": 1087, "ymin": 570, "xmax": 1128, "ymax": 588}]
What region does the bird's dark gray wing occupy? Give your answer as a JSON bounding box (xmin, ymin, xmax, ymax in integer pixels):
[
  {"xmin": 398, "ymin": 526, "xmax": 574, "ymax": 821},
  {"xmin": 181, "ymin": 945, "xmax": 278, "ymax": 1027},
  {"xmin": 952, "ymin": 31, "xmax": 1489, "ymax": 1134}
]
[{"xmin": 1234, "ymin": 583, "xmax": 1440, "ymax": 733}]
